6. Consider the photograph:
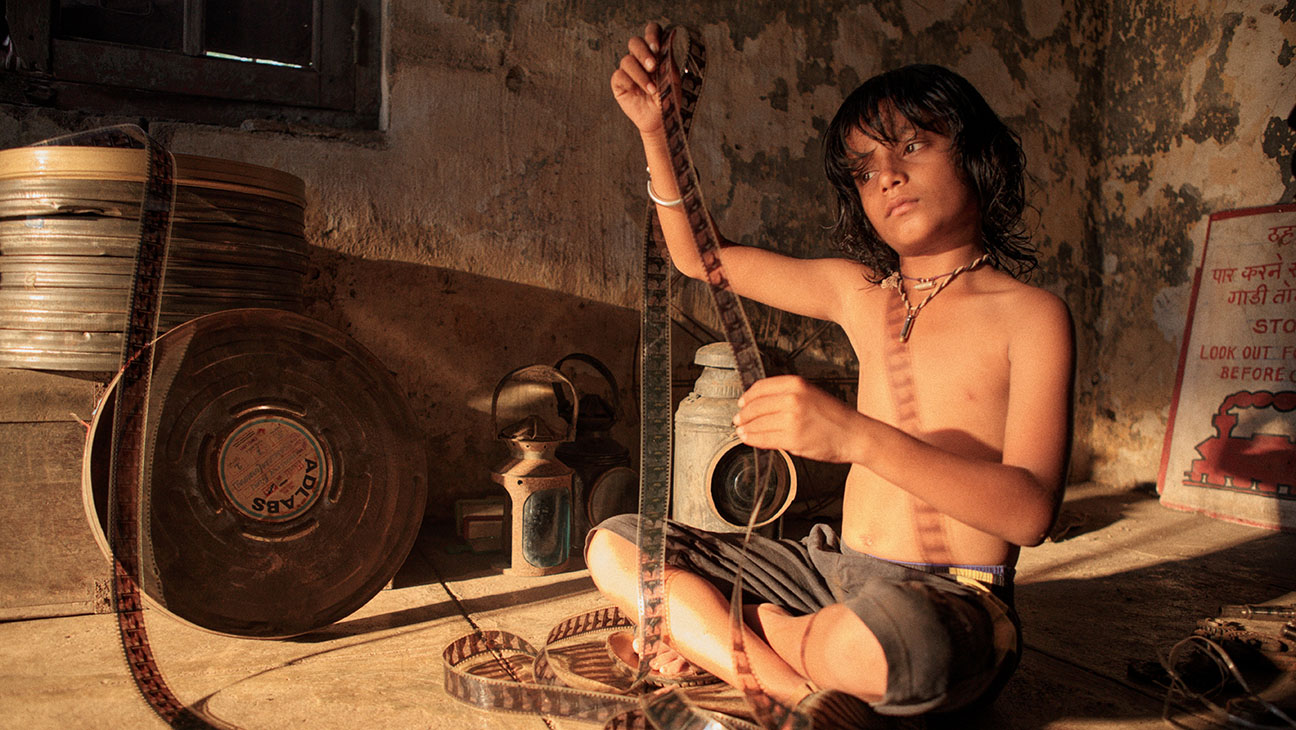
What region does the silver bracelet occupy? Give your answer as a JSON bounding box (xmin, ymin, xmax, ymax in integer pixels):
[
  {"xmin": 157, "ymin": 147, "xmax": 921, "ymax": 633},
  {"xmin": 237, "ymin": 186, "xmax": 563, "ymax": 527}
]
[{"xmin": 646, "ymin": 179, "xmax": 683, "ymax": 207}]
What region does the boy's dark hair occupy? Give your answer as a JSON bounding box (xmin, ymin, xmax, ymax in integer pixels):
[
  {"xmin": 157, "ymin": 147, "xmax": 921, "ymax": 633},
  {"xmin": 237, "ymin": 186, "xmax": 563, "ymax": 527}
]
[{"xmin": 823, "ymin": 64, "xmax": 1036, "ymax": 281}]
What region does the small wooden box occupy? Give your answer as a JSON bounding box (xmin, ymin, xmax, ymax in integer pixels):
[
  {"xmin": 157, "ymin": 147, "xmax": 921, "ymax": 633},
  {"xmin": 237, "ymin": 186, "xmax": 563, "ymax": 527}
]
[{"xmin": 0, "ymin": 368, "xmax": 111, "ymax": 619}]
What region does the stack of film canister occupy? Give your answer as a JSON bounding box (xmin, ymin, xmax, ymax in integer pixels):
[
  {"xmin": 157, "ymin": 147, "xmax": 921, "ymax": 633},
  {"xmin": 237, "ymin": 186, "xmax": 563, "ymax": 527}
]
[{"xmin": 0, "ymin": 145, "xmax": 308, "ymax": 372}]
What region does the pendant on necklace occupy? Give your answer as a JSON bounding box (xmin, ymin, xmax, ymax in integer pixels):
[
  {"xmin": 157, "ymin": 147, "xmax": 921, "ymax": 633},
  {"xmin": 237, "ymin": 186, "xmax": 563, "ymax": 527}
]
[
  {"xmin": 900, "ymin": 314, "xmax": 915, "ymax": 342},
  {"xmin": 911, "ymin": 279, "xmax": 936, "ymax": 291}
]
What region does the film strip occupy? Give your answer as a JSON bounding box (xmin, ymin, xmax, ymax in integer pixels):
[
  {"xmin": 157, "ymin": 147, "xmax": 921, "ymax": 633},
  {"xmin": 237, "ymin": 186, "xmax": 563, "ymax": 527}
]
[
  {"xmin": 33, "ymin": 126, "xmax": 227, "ymax": 728},
  {"xmin": 653, "ymin": 30, "xmax": 765, "ymax": 392},
  {"xmin": 652, "ymin": 28, "xmax": 809, "ymax": 730},
  {"xmin": 441, "ymin": 606, "xmax": 761, "ymax": 729},
  {"xmin": 443, "ymin": 26, "xmax": 812, "ymax": 730},
  {"xmin": 440, "ymin": 27, "xmax": 720, "ymax": 726},
  {"xmin": 442, "ymin": 608, "xmax": 637, "ymax": 721}
]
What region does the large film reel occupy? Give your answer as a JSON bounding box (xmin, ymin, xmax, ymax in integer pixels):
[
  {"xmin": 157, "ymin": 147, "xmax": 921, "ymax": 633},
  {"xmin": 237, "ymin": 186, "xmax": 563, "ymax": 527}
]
[{"xmin": 83, "ymin": 309, "xmax": 427, "ymax": 638}]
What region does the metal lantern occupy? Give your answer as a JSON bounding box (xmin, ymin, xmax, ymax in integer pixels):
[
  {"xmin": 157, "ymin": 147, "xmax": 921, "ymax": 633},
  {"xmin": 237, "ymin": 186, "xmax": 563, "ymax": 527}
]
[
  {"xmin": 553, "ymin": 353, "xmax": 636, "ymax": 557},
  {"xmin": 490, "ymin": 365, "xmax": 578, "ymax": 576},
  {"xmin": 673, "ymin": 343, "xmax": 798, "ymax": 536}
]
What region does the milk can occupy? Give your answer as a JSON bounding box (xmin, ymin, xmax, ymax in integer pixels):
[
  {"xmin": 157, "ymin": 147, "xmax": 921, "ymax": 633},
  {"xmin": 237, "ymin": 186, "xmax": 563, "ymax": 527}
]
[{"xmin": 672, "ymin": 343, "xmax": 797, "ymax": 534}]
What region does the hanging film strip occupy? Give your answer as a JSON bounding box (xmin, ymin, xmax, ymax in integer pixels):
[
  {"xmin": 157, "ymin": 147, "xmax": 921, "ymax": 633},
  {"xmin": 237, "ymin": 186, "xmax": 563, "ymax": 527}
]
[
  {"xmin": 442, "ymin": 26, "xmax": 728, "ymax": 727},
  {"xmin": 444, "ymin": 26, "xmax": 814, "ymax": 730},
  {"xmin": 33, "ymin": 126, "xmax": 228, "ymax": 729},
  {"xmin": 652, "ymin": 27, "xmax": 809, "ymax": 730}
]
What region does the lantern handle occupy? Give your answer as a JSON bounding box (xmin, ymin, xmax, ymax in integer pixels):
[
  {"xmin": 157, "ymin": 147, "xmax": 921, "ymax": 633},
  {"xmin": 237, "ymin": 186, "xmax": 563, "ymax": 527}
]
[
  {"xmin": 490, "ymin": 364, "xmax": 579, "ymax": 442},
  {"xmin": 553, "ymin": 353, "xmax": 620, "ymax": 420}
]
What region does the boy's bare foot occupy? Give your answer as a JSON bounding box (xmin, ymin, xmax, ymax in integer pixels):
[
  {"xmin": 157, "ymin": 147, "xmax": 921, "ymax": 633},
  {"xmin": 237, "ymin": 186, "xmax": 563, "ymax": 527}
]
[
  {"xmin": 633, "ymin": 635, "xmax": 693, "ymax": 676},
  {"xmin": 606, "ymin": 631, "xmax": 717, "ymax": 685}
]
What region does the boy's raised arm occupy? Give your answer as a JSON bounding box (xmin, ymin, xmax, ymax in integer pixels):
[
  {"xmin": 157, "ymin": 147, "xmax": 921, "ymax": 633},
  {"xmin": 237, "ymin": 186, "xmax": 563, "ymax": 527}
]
[{"xmin": 612, "ymin": 23, "xmax": 858, "ymax": 324}]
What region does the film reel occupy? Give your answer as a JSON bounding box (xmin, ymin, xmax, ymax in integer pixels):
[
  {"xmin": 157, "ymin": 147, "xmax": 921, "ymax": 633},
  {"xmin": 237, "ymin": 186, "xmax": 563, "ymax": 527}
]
[
  {"xmin": 83, "ymin": 308, "xmax": 427, "ymax": 638},
  {"xmin": 705, "ymin": 438, "xmax": 797, "ymax": 530}
]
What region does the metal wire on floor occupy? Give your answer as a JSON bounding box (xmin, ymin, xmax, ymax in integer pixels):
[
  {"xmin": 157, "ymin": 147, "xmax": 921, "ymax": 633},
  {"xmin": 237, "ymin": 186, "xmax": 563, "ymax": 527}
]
[{"xmin": 1160, "ymin": 635, "xmax": 1296, "ymax": 729}]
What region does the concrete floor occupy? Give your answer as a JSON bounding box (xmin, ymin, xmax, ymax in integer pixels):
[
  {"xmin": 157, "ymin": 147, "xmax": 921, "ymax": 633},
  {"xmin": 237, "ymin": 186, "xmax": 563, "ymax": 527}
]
[{"xmin": 2, "ymin": 481, "xmax": 1293, "ymax": 730}]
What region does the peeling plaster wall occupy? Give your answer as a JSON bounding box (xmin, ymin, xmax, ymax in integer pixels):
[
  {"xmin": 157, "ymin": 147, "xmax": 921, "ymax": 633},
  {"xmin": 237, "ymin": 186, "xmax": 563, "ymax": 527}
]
[
  {"xmin": 0, "ymin": 1, "xmax": 1288, "ymax": 518},
  {"xmin": 1089, "ymin": 1, "xmax": 1295, "ymax": 486}
]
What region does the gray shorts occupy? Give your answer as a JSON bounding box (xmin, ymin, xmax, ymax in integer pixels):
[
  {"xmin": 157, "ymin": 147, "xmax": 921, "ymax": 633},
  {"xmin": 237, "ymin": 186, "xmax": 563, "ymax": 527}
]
[{"xmin": 590, "ymin": 514, "xmax": 1021, "ymax": 716}]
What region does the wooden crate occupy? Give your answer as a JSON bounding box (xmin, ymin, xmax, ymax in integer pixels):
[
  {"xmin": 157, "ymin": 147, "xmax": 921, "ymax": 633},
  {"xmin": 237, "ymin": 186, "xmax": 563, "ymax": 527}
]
[{"xmin": 0, "ymin": 368, "xmax": 111, "ymax": 619}]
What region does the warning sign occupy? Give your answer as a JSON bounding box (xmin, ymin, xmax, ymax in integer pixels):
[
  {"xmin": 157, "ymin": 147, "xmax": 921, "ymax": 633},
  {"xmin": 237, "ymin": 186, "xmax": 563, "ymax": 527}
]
[{"xmin": 1158, "ymin": 204, "xmax": 1296, "ymax": 531}]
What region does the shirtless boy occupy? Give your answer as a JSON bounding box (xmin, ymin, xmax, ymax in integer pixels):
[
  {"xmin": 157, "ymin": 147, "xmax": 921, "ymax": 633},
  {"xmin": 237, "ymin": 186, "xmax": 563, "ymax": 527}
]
[{"xmin": 587, "ymin": 22, "xmax": 1074, "ymax": 717}]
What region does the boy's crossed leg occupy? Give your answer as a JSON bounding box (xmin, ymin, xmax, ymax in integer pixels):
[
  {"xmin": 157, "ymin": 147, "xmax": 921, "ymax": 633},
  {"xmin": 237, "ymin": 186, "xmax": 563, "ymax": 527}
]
[{"xmin": 585, "ymin": 527, "xmax": 888, "ymax": 708}]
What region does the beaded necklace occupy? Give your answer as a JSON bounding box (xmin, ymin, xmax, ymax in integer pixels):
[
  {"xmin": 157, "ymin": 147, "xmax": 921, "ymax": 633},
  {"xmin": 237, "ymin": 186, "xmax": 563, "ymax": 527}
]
[{"xmin": 882, "ymin": 253, "xmax": 990, "ymax": 342}]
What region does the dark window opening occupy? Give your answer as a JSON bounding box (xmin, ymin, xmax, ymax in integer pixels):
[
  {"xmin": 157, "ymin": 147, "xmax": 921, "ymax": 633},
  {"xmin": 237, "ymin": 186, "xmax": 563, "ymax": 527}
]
[
  {"xmin": 58, "ymin": 0, "xmax": 186, "ymax": 53},
  {"xmin": 1, "ymin": 1, "xmax": 381, "ymax": 130},
  {"xmin": 204, "ymin": 1, "xmax": 314, "ymax": 68}
]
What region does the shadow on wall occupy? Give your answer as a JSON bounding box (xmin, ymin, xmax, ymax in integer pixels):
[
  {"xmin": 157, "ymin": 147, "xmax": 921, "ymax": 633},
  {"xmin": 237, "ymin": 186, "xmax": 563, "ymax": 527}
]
[{"xmin": 299, "ymin": 246, "xmax": 646, "ymax": 521}]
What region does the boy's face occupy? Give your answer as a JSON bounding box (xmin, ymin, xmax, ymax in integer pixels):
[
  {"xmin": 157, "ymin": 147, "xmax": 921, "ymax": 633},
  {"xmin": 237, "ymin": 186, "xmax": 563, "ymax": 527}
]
[{"xmin": 847, "ymin": 111, "xmax": 981, "ymax": 259}]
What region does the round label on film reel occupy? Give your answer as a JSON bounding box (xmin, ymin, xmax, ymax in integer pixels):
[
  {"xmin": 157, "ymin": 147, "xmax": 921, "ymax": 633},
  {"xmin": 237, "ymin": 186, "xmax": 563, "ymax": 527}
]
[{"xmin": 217, "ymin": 415, "xmax": 329, "ymax": 522}]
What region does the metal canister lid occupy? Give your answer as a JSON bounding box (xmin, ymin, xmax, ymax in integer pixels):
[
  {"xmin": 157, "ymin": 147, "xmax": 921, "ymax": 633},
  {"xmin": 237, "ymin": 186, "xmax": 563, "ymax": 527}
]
[
  {"xmin": 693, "ymin": 341, "xmax": 737, "ymax": 369},
  {"xmin": 0, "ymin": 146, "xmax": 306, "ymax": 207}
]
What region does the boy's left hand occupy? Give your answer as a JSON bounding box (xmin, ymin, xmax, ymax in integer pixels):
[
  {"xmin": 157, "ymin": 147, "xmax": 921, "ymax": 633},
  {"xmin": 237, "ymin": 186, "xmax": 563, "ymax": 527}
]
[{"xmin": 733, "ymin": 375, "xmax": 862, "ymax": 464}]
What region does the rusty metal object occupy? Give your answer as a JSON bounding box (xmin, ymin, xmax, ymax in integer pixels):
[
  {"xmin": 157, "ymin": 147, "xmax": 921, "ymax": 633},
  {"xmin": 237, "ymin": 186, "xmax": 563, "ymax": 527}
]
[
  {"xmin": 491, "ymin": 365, "xmax": 578, "ymax": 577},
  {"xmin": 674, "ymin": 343, "xmax": 796, "ymax": 535},
  {"xmin": 1219, "ymin": 604, "xmax": 1296, "ymax": 621}
]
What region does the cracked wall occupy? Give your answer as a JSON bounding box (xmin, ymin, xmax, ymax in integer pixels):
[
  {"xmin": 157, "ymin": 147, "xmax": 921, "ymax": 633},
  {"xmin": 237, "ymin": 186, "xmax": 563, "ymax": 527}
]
[
  {"xmin": 1090, "ymin": 1, "xmax": 1294, "ymax": 487},
  {"xmin": 1, "ymin": 1, "xmax": 1291, "ymax": 516}
]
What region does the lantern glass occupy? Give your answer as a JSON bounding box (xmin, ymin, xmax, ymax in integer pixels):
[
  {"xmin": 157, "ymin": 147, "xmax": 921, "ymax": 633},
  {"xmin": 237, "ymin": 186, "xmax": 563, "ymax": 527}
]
[{"xmin": 521, "ymin": 487, "xmax": 571, "ymax": 568}]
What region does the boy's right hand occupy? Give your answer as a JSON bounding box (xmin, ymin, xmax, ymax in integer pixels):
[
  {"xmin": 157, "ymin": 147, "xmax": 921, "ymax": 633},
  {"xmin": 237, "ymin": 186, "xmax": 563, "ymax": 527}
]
[{"xmin": 610, "ymin": 22, "xmax": 671, "ymax": 136}]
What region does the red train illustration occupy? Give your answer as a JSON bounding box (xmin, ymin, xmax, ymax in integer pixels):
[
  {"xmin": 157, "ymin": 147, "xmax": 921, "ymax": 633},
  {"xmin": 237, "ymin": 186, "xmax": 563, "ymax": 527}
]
[{"xmin": 1182, "ymin": 390, "xmax": 1296, "ymax": 499}]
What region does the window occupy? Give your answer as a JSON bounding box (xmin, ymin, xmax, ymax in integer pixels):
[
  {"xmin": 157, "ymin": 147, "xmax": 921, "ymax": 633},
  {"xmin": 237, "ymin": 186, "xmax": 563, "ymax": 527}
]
[{"xmin": 2, "ymin": 0, "xmax": 381, "ymax": 130}]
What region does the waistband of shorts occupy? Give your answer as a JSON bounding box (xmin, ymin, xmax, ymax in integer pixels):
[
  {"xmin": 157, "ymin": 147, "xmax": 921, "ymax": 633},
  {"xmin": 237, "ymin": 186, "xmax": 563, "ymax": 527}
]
[{"xmin": 869, "ymin": 554, "xmax": 1014, "ymax": 588}]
